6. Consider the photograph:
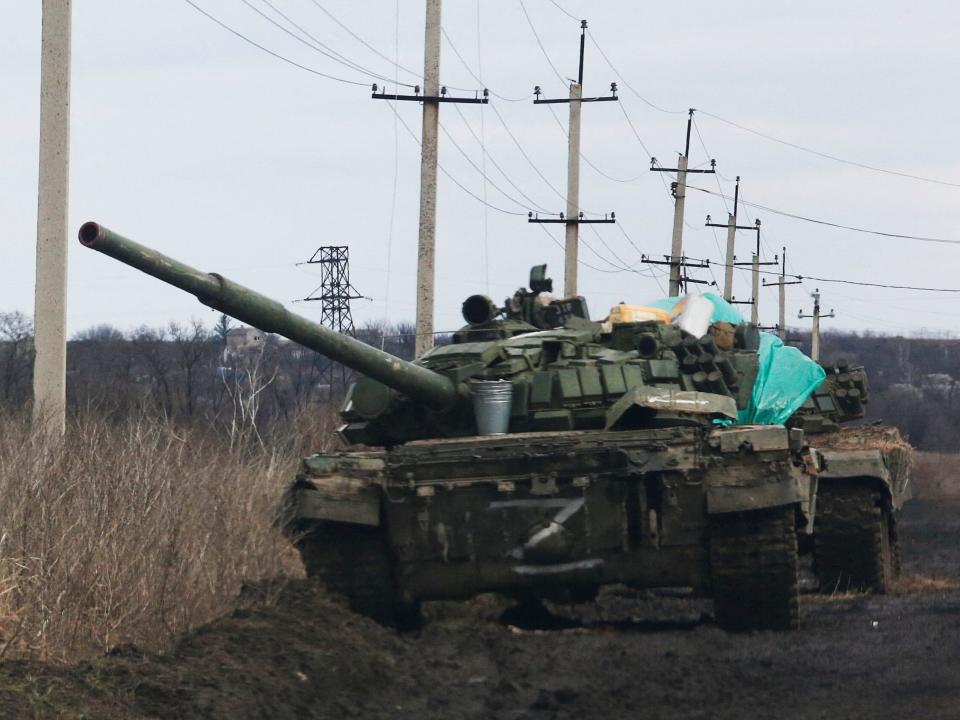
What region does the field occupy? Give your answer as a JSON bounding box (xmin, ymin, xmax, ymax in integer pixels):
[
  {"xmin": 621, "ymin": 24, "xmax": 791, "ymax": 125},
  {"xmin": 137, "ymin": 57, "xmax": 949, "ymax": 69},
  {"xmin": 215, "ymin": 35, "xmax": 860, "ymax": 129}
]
[{"xmin": 0, "ymin": 422, "xmax": 957, "ymax": 719}]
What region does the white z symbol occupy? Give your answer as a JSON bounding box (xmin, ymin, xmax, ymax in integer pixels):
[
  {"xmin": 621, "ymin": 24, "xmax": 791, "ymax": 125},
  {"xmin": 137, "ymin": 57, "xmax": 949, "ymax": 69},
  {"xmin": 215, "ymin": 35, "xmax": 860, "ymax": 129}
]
[{"xmin": 492, "ymin": 498, "xmax": 585, "ymax": 560}]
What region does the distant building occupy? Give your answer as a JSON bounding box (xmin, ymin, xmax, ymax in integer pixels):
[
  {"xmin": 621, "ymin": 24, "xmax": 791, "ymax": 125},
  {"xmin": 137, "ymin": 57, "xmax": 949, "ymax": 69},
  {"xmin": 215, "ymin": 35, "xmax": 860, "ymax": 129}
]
[{"xmin": 223, "ymin": 326, "xmax": 266, "ymax": 363}]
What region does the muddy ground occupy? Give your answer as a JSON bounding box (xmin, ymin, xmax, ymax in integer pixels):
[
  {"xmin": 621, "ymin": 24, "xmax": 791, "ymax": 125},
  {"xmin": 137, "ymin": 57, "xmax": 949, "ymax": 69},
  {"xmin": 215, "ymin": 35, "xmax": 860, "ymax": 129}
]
[{"xmin": 1, "ymin": 497, "xmax": 958, "ymax": 719}]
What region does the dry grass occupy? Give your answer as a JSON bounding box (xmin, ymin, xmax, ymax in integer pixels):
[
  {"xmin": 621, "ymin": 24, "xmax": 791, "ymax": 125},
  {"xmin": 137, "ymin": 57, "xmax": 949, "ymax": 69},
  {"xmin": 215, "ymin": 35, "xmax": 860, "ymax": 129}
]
[
  {"xmin": 892, "ymin": 574, "xmax": 960, "ymax": 593},
  {"xmin": 912, "ymin": 452, "xmax": 960, "ymax": 498},
  {"xmin": 805, "ymin": 590, "xmax": 862, "ymax": 603},
  {"xmin": 0, "ymin": 408, "xmax": 337, "ymax": 663},
  {"xmin": 806, "ymin": 576, "xmax": 960, "ymax": 603},
  {"xmin": 816, "ymin": 426, "xmax": 914, "ymax": 491},
  {"xmin": 814, "ymin": 425, "xmax": 912, "ymax": 454}
]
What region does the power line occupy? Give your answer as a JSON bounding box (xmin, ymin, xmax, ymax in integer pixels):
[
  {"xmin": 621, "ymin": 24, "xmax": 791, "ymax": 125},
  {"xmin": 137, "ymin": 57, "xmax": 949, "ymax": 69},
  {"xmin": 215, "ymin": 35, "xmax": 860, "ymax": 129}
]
[
  {"xmin": 587, "ymin": 225, "xmax": 635, "ymax": 269},
  {"xmin": 703, "ymin": 256, "xmax": 960, "ymax": 294},
  {"xmin": 383, "ymin": 0, "xmax": 401, "ymax": 319},
  {"xmin": 451, "ymin": 104, "xmax": 551, "ymax": 213},
  {"xmin": 488, "ymin": 103, "xmax": 568, "ymax": 205},
  {"xmin": 789, "ymin": 276, "xmax": 960, "ymax": 293},
  {"xmin": 528, "ymin": 205, "xmax": 668, "ymax": 282},
  {"xmin": 614, "ymin": 223, "xmax": 657, "ymax": 268},
  {"xmin": 548, "ymin": 0, "xmax": 581, "ymax": 23},
  {"xmin": 691, "ymin": 116, "xmax": 729, "ymax": 214},
  {"xmin": 439, "ymin": 118, "xmax": 534, "ymax": 212},
  {"xmin": 534, "ymin": 222, "xmax": 661, "ymax": 280},
  {"xmin": 544, "ymin": 103, "xmax": 644, "ymax": 186},
  {"xmin": 686, "ymin": 184, "xmax": 960, "ymax": 246},
  {"xmin": 435, "ymin": 23, "xmax": 607, "ymax": 216},
  {"xmin": 440, "ymin": 26, "xmax": 531, "ymax": 102},
  {"xmin": 182, "ymin": 0, "xmax": 370, "ymax": 86},
  {"xmin": 441, "ymin": 30, "xmax": 554, "ymax": 211},
  {"xmin": 585, "ymin": 30, "xmax": 686, "ymax": 115},
  {"xmin": 491, "ymin": 99, "xmax": 628, "ymax": 217},
  {"xmin": 698, "ymin": 110, "xmax": 960, "ymax": 189},
  {"xmin": 185, "ymin": 1, "xmax": 528, "ymax": 221},
  {"xmin": 305, "ymin": 0, "xmax": 425, "ymax": 84},
  {"xmin": 476, "ymin": 0, "xmax": 490, "ymax": 292},
  {"xmin": 615, "ymin": 101, "xmax": 656, "ymax": 167},
  {"xmin": 586, "ymin": 27, "xmax": 960, "ymax": 190},
  {"xmin": 388, "ymin": 101, "xmax": 527, "ymax": 216},
  {"xmin": 243, "ymin": 0, "xmax": 417, "ymax": 87},
  {"xmin": 518, "ymin": 0, "xmax": 568, "ymax": 89}
]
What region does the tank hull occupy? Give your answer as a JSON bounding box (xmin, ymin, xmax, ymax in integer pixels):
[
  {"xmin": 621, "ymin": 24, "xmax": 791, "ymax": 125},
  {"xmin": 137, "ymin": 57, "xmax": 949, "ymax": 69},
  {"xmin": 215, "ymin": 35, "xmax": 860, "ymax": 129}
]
[{"xmin": 282, "ymin": 425, "xmax": 813, "ymax": 631}]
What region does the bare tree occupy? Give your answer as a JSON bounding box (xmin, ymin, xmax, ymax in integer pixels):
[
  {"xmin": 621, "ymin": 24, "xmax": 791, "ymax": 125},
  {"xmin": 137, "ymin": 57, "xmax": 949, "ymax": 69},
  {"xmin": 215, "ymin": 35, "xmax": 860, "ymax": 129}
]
[
  {"xmin": 131, "ymin": 326, "xmax": 175, "ymax": 418},
  {"xmin": 72, "ymin": 324, "xmax": 124, "ymax": 342},
  {"xmin": 221, "ymin": 344, "xmax": 276, "ymax": 449},
  {"xmin": 0, "ymin": 312, "xmax": 34, "ymax": 406},
  {"xmin": 169, "ymin": 319, "xmax": 214, "ymax": 417}
]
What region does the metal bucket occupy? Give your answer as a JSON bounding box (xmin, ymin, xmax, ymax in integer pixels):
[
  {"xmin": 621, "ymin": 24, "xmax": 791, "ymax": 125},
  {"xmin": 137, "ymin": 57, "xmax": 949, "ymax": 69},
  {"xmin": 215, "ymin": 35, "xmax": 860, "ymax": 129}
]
[{"xmin": 470, "ymin": 380, "xmax": 514, "ymax": 435}]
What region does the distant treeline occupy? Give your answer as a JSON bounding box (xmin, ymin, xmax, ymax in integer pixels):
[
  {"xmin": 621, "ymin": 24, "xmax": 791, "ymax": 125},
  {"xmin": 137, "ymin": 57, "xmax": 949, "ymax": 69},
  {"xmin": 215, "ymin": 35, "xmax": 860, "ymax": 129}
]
[
  {"xmin": 0, "ymin": 312, "xmax": 418, "ymax": 438},
  {"xmin": 795, "ymin": 329, "xmax": 960, "ymax": 450},
  {"xmin": 0, "ymin": 311, "xmax": 955, "ymax": 449}
]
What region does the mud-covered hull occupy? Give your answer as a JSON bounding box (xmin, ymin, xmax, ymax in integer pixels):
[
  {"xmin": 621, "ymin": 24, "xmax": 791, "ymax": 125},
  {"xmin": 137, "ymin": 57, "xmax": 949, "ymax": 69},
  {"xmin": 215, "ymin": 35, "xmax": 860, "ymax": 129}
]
[{"xmin": 281, "ymin": 426, "xmax": 813, "ymax": 624}]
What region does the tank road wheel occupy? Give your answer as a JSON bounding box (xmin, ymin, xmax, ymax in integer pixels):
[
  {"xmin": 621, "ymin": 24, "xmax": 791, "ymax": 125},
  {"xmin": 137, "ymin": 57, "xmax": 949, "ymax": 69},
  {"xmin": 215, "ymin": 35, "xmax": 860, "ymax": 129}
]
[
  {"xmin": 814, "ymin": 483, "xmax": 898, "ymax": 594},
  {"xmin": 710, "ymin": 506, "xmax": 800, "ymax": 632},
  {"xmin": 295, "ymin": 523, "xmax": 421, "ymax": 630}
]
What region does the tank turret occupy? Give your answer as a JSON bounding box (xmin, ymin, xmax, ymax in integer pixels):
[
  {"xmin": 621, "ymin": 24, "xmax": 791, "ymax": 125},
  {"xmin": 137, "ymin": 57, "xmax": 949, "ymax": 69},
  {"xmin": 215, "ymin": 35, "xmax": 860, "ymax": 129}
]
[{"xmin": 79, "ymin": 222, "xmax": 758, "ymax": 447}]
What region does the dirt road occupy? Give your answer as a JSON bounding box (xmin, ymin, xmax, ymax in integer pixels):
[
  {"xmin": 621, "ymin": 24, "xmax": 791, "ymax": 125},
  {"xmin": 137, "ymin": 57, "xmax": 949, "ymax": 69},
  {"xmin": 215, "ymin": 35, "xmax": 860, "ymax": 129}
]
[{"xmin": 1, "ymin": 497, "xmax": 958, "ymax": 719}]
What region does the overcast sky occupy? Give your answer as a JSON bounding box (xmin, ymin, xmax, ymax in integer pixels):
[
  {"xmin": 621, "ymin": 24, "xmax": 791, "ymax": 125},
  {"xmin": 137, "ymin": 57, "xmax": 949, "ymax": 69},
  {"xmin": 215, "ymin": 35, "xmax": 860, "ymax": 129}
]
[{"xmin": 4, "ymin": 1, "xmax": 960, "ymax": 338}]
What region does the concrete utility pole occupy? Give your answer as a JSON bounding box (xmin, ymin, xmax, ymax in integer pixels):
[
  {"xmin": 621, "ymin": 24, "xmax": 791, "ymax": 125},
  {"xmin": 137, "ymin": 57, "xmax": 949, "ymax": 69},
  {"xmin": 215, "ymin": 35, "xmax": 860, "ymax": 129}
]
[
  {"xmin": 764, "ymin": 247, "xmax": 801, "ymax": 340},
  {"xmin": 810, "ymin": 291, "xmax": 822, "ymax": 361},
  {"xmin": 668, "ymin": 154, "xmax": 688, "ymax": 297},
  {"xmin": 778, "ymin": 278, "xmax": 786, "ymax": 340},
  {"xmin": 529, "ymin": 20, "xmax": 617, "ymax": 297},
  {"xmin": 651, "ymin": 110, "xmax": 715, "ymax": 297},
  {"xmin": 371, "ymin": 0, "xmax": 488, "ymax": 356},
  {"xmin": 722, "ymin": 212, "xmax": 736, "ymax": 301},
  {"xmin": 799, "ymin": 289, "xmax": 835, "ymax": 362},
  {"xmin": 564, "ymin": 81, "xmax": 583, "ymax": 297},
  {"xmin": 706, "ymin": 176, "xmax": 759, "ymax": 304},
  {"xmin": 750, "ymin": 254, "xmax": 760, "ymax": 324},
  {"xmin": 33, "ymin": 0, "xmax": 72, "ymax": 435},
  {"xmin": 415, "ymin": 0, "xmax": 441, "ymax": 358}
]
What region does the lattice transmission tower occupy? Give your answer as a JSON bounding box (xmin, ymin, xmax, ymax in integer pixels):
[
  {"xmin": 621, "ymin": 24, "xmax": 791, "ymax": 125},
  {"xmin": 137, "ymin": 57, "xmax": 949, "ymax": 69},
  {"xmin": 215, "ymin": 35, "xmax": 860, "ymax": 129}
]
[{"xmin": 302, "ymin": 246, "xmax": 364, "ymax": 391}]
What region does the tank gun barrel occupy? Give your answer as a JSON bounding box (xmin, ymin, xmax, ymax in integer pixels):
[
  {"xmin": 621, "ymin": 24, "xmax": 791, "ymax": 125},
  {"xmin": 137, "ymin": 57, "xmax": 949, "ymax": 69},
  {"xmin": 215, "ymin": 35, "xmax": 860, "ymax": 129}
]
[{"xmin": 78, "ymin": 222, "xmax": 458, "ymax": 410}]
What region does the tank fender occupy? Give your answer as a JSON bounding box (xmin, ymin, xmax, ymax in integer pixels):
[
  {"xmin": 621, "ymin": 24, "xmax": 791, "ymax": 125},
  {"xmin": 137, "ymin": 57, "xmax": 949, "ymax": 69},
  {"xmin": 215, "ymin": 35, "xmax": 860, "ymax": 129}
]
[
  {"xmin": 291, "ymin": 477, "xmax": 381, "ymax": 526},
  {"xmin": 816, "ymin": 449, "xmax": 911, "ymax": 510},
  {"xmin": 704, "ymin": 425, "xmax": 812, "ymax": 520},
  {"xmin": 279, "ymin": 454, "xmax": 386, "ymax": 529}
]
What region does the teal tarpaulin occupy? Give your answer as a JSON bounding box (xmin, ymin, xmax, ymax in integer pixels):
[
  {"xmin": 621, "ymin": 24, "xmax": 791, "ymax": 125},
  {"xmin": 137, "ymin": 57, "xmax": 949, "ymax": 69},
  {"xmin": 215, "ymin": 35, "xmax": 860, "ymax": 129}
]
[
  {"xmin": 643, "ymin": 293, "xmax": 826, "ymax": 425},
  {"xmin": 739, "ymin": 332, "xmax": 826, "ymax": 425}
]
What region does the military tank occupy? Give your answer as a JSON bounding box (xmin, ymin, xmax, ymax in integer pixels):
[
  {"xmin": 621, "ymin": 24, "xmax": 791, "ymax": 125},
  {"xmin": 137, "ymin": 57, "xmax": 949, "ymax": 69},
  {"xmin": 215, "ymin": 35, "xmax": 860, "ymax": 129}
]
[
  {"xmin": 790, "ymin": 362, "xmax": 912, "ymax": 593},
  {"xmin": 79, "ymin": 222, "xmax": 820, "ymax": 632}
]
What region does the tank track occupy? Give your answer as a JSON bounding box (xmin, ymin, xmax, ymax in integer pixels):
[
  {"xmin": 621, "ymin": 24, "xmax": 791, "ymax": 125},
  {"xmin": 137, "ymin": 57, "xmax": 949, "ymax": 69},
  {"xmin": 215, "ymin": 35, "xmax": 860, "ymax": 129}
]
[
  {"xmin": 813, "ymin": 483, "xmax": 898, "ymax": 593},
  {"xmin": 295, "ymin": 523, "xmax": 421, "ymax": 630},
  {"xmin": 710, "ymin": 506, "xmax": 799, "ymax": 632}
]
